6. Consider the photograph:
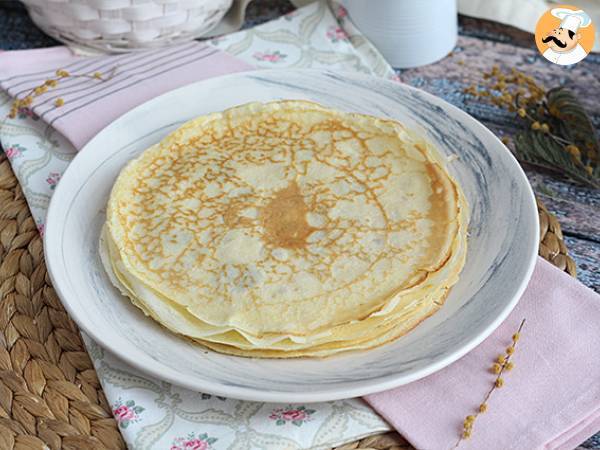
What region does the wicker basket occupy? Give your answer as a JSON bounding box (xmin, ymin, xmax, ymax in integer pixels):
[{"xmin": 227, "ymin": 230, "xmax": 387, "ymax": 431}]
[{"xmin": 20, "ymin": 0, "xmax": 251, "ymax": 53}]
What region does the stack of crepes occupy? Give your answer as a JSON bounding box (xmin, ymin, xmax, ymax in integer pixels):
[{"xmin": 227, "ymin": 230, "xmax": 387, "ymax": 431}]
[{"xmin": 99, "ymin": 100, "xmax": 468, "ymax": 358}]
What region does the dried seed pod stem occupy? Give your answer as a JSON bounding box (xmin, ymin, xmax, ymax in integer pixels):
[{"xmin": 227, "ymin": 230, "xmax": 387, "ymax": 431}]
[
  {"xmin": 5, "ymin": 66, "xmax": 117, "ymax": 120},
  {"xmin": 452, "ymin": 318, "xmax": 526, "ymax": 449}
]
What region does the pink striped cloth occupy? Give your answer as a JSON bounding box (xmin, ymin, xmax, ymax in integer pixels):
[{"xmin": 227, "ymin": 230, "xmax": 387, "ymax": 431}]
[
  {"xmin": 0, "ymin": 43, "xmax": 252, "ymax": 149},
  {"xmin": 365, "ymin": 258, "xmax": 600, "ymax": 450}
]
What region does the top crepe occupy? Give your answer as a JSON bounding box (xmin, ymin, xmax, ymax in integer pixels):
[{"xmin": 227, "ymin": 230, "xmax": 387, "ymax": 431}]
[{"xmin": 103, "ymin": 100, "xmax": 467, "ymax": 356}]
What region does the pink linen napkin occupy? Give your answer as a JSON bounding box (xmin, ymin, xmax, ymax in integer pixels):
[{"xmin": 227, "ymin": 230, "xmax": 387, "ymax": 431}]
[
  {"xmin": 366, "ymin": 257, "xmax": 600, "ymax": 450},
  {"xmin": 0, "ymin": 43, "xmax": 252, "ymax": 150}
]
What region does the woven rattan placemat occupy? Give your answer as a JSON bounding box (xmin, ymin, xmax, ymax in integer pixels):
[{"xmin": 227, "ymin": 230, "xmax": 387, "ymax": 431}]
[{"xmin": 0, "ymin": 152, "xmax": 576, "ymax": 450}]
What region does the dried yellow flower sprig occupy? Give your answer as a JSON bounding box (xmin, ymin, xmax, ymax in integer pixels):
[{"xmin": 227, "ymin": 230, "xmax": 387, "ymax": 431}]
[
  {"xmin": 464, "ymin": 66, "xmax": 548, "ymax": 135},
  {"xmin": 464, "ymin": 66, "xmax": 545, "ymax": 112},
  {"xmin": 463, "ymin": 65, "xmax": 598, "ymax": 187},
  {"xmin": 453, "ymin": 318, "xmax": 526, "ymax": 448},
  {"xmin": 464, "ymin": 66, "xmax": 554, "ymax": 146},
  {"xmin": 7, "ymin": 67, "xmax": 116, "ymax": 119}
]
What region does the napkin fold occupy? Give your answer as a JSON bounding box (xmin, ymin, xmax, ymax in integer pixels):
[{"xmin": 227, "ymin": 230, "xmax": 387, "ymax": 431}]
[
  {"xmin": 0, "ymin": 42, "xmax": 252, "ymax": 150},
  {"xmin": 366, "ymin": 257, "xmax": 600, "ymax": 450}
]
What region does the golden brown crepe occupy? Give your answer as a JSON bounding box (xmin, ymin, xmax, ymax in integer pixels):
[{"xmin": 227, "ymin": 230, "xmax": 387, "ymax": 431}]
[{"xmin": 100, "ymin": 100, "xmax": 468, "ymax": 357}]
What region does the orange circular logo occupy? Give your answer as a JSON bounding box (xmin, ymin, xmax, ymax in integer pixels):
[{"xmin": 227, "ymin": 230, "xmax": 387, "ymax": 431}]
[{"xmin": 535, "ymin": 5, "xmax": 595, "ymax": 66}]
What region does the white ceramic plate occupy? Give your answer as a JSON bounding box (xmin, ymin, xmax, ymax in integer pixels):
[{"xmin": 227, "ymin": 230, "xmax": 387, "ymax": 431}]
[{"xmin": 44, "ymin": 70, "xmax": 538, "ymax": 402}]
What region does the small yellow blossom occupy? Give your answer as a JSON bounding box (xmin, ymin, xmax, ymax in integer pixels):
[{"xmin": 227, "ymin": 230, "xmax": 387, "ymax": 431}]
[
  {"xmin": 479, "ymin": 403, "xmax": 488, "ymax": 413},
  {"xmin": 56, "ymin": 69, "xmax": 70, "ymax": 78},
  {"xmin": 55, "ymin": 98, "xmax": 65, "ymax": 107},
  {"xmin": 512, "ymin": 333, "xmax": 520, "ymax": 342},
  {"xmin": 505, "ymin": 362, "xmax": 515, "ymax": 371},
  {"xmin": 531, "ymin": 121, "xmax": 541, "ymax": 131},
  {"xmin": 45, "ymin": 79, "xmax": 58, "ymax": 87},
  {"xmin": 491, "ymin": 363, "xmax": 502, "ymax": 374},
  {"xmin": 501, "ymin": 137, "xmax": 510, "ymax": 146},
  {"xmin": 93, "ymin": 72, "xmax": 102, "ymax": 79},
  {"xmin": 540, "ymin": 123, "xmax": 550, "ymax": 133},
  {"xmin": 506, "ymin": 346, "xmax": 515, "ymax": 355},
  {"xmin": 566, "ymin": 145, "xmax": 580, "ymax": 158},
  {"xmin": 497, "ymin": 355, "xmax": 506, "ymax": 364},
  {"xmin": 33, "ymin": 85, "xmax": 47, "ymax": 95},
  {"xmin": 517, "ymin": 108, "xmax": 526, "ymax": 118},
  {"xmin": 465, "ymin": 415, "xmax": 476, "ymax": 424},
  {"xmin": 495, "ymin": 378, "xmax": 505, "ymax": 388}
]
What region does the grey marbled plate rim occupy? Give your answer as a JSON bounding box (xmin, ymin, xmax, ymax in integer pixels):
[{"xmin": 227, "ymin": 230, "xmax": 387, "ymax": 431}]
[{"xmin": 44, "ymin": 69, "xmax": 539, "ymax": 402}]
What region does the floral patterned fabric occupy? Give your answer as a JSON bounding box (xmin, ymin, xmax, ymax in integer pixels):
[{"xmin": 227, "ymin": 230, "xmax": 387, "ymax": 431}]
[
  {"xmin": 113, "ymin": 398, "xmax": 146, "ymax": 429},
  {"xmin": 0, "ymin": 1, "xmax": 397, "ymax": 448},
  {"xmin": 269, "ymin": 405, "xmax": 317, "ymax": 426}
]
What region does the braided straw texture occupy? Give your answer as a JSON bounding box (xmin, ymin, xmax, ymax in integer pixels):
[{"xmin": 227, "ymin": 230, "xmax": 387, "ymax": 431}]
[
  {"xmin": 0, "ymin": 152, "xmax": 575, "ymax": 450},
  {"xmin": 0, "ymin": 155, "xmax": 125, "ymax": 449},
  {"xmin": 20, "ymin": 0, "xmax": 232, "ymax": 53},
  {"xmin": 537, "ymin": 198, "xmax": 577, "ymax": 277}
]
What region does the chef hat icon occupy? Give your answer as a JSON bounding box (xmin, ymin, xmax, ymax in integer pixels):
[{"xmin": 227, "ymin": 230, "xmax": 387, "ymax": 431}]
[{"xmin": 551, "ymin": 8, "xmax": 592, "ymax": 33}]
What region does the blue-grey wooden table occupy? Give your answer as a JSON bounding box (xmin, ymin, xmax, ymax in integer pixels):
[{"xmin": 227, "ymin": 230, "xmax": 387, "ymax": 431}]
[{"xmin": 1, "ymin": 0, "xmax": 598, "ymax": 448}]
